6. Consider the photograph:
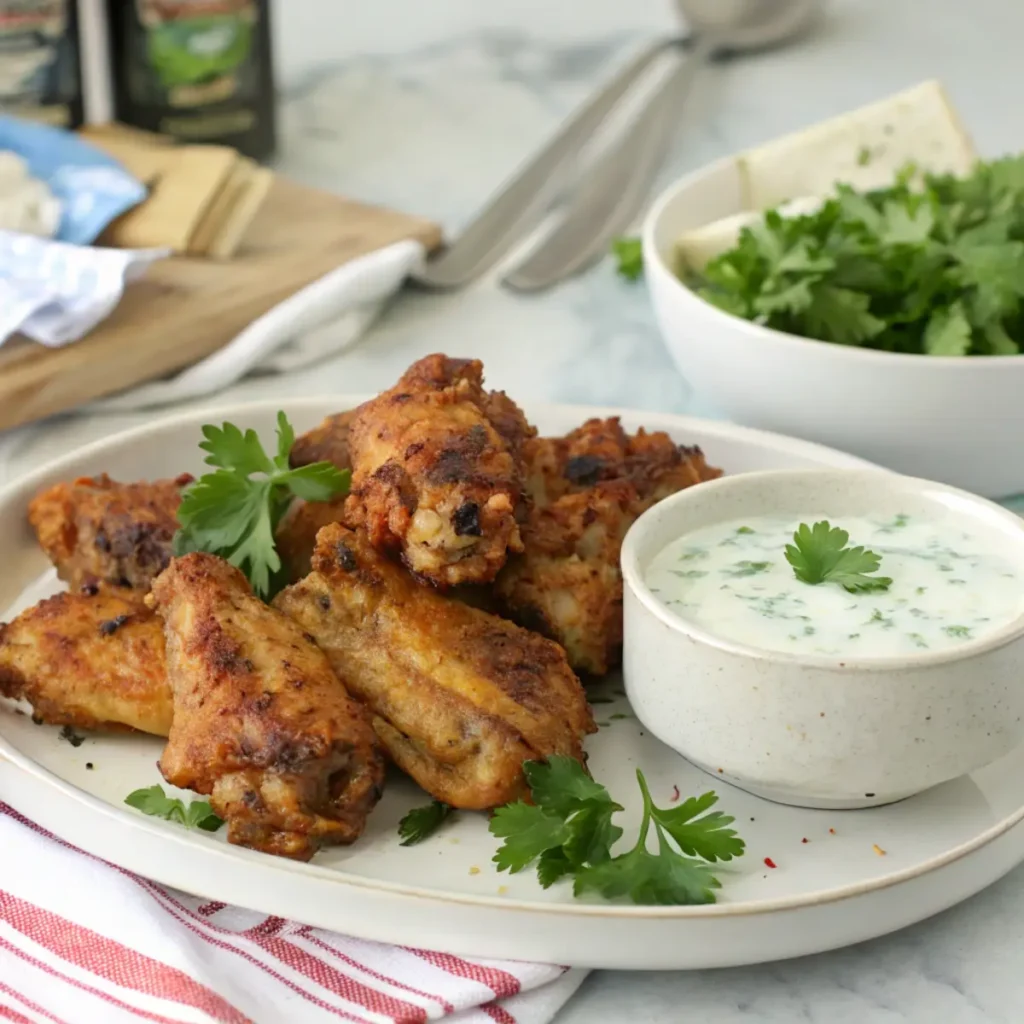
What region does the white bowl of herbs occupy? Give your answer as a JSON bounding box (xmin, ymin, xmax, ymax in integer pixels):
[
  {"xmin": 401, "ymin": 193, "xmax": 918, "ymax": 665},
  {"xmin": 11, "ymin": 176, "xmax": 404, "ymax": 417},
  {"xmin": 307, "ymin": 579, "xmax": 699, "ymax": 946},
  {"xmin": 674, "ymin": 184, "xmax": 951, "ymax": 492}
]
[{"xmin": 638, "ymin": 82, "xmax": 1024, "ymax": 498}]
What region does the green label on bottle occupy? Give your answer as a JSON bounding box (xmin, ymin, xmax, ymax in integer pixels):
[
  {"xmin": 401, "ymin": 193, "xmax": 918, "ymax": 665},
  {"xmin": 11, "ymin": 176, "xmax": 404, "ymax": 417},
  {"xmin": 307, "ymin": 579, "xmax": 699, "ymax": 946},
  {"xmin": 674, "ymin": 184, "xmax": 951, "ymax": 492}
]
[{"xmin": 135, "ymin": 0, "xmax": 257, "ymax": 109}]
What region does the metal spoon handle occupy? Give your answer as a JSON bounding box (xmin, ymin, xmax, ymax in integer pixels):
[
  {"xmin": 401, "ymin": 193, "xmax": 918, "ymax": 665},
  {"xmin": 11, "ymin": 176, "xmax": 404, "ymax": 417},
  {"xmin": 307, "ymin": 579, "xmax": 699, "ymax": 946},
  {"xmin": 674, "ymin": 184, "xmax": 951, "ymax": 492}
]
[
  {"xmin": 501, "ymin": 36, "xmax": 714, "ymax": 293},
  {"xmin": 411, "ymin": 38, "xmax": 683, "ymax": 291}
]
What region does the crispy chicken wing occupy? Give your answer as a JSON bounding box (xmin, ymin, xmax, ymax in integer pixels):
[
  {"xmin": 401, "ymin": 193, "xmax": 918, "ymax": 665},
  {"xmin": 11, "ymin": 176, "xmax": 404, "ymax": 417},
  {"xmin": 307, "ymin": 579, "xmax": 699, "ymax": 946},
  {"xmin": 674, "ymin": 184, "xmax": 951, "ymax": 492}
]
[
  {"xmin": 275, "ymin": 497, "xmax": 348, "ymax": 582},
  {"xmin": 0, "ymin": 588, "xmax": 171, "ymax": 735},
  {"xmin": 344, "ymin": 354, "xmax": 534, "ymax": 587},
  {"xmin": 289, "ymin": 410, "xmax": 355, "ymax": 472},
  {"xmin": 29, "ymin": 473, "xmax": 193, "ymax": 591},
  {"xmin": 274, "ymin": 523, "xmax": 593, "ymax": 809},
  {"xmin": 497, "ymin": 418, "xmax": 722, "ymax": 676},
  {"xmin": 151, "ymin": 553, "xmax": 385, "ymax": 860}
]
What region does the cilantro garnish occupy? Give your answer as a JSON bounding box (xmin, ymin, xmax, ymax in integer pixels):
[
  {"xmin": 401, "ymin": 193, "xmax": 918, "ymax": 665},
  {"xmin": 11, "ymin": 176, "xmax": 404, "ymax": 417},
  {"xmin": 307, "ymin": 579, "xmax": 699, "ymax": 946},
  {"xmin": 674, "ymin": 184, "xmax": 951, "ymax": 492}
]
[
  {"xmin": 174, "ymin": 412, "xmax": 349, "ymax": 598},
  {"xmin": 686, "ymin": 156, "xmax": 1024, "ymax": 355},
  {"xmin": 489, "ymin": 756, "xmax": 744, "ymax": 905},
  {"xmin": 612, "ymin": 236, "xmax": 643, "ymax": 281},
  {"xmin": 124, "ymin": 785, "xmax": 223, "ymax": 832},
  {"xmin": 398, "ymin": 801, "xmax": 454, "ymax": 845},
  {"xmin": 785, "ymin": 521, "xmax": 892, "ymax": 593}
]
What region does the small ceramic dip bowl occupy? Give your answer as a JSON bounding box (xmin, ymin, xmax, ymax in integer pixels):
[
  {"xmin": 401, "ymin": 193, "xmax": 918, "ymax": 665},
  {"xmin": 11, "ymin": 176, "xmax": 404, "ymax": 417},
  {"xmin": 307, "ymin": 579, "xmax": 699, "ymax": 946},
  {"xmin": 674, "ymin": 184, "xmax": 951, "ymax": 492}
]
[{"xmin": 620, "ymin": 469, "xmax": 1024, "ymax": 809}]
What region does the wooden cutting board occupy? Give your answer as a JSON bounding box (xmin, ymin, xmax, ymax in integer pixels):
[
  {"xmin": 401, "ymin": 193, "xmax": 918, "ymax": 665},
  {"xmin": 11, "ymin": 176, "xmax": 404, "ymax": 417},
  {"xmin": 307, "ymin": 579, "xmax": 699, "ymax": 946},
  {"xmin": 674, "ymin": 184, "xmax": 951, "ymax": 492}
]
[{"xmin": 0, "ymin": 177, "xmax": 442, "ymax": 432}]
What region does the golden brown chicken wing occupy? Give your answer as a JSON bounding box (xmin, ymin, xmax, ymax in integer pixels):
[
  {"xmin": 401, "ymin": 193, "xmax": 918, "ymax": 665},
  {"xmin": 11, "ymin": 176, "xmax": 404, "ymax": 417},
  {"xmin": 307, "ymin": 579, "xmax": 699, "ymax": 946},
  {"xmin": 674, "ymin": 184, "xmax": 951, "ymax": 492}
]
[
  {"xmin": 0, "ymin": 588, "xmax": 171, "ymax": 735},
  {"xmin": 496, "ymin": 419, "xmax": 722, "ymax": 676},
  {"xmin": 289, "ymin": 410, "xmax": 355, "ymax": 472},
  {"xmin": 273, "ymin": 523, "xmax": 594, "ymax": 810},
  {"xmin": 274, "ymin": 496, "xmax": 348, "ymax": 583},
  {"xmin": 29, "ymin": 473, "xmax": 193, "ymax": 591},
  {"xmin": 343, "ymin": 354, "xmax": 534, "ymax": 587},
  {"xmin": 151, "ymin": 553, "xmax": 385, "ymax": 860}
]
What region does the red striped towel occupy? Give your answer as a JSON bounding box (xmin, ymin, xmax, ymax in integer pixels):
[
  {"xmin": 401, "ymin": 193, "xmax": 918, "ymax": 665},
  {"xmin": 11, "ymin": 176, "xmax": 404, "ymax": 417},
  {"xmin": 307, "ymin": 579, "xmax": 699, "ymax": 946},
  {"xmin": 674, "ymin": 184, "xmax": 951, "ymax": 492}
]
[{"xmin": 0, "ymin": 803, "xmax": 587, "ymax": 1024}]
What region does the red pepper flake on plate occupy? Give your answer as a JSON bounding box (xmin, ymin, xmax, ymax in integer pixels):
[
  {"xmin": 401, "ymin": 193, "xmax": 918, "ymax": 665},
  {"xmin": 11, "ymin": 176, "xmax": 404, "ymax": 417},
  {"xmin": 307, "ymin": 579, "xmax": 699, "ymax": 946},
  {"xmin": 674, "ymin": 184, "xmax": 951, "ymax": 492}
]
[
  {"xmin": 670, "ymin": 785, "xmax": 680, "ymax": 803},
  {"xmin": 764, "ymin": 857, "xmax": 777, "ymax": 869},
  {"xmin": 801, "ymin": 837, "xmax": 809, "ymax": 844}
]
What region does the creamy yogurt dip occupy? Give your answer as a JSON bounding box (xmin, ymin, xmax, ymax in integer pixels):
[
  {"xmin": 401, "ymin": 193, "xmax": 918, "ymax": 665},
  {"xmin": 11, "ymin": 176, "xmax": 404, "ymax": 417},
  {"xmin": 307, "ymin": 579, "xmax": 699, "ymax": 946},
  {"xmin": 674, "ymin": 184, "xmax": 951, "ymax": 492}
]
[{"xmin": 645, "ymin": 513, "xmax": 1024, "ymax": 657}]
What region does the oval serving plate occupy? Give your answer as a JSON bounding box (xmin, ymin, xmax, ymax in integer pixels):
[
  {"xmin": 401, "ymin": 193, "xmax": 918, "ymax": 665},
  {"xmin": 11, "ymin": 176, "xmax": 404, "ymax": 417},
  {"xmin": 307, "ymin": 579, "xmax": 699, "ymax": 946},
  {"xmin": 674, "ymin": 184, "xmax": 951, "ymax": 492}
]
[{"xmin": 2, "ymin": 397, "xmax": 1023, "ymax": 971}]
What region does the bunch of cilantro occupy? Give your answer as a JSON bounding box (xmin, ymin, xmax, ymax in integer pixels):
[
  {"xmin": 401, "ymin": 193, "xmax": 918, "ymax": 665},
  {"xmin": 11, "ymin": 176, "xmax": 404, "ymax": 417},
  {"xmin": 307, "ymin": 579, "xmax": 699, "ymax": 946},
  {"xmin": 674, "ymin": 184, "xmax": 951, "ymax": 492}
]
[{"xmin": 686, "ymin": 156, "xmax": 1024, "ymax": 356}]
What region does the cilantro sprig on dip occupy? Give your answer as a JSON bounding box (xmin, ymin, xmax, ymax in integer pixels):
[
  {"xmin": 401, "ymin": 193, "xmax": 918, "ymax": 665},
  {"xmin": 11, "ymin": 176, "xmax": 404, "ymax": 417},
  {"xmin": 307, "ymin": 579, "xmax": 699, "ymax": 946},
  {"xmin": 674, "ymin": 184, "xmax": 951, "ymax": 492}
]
[
  {"xmin": 174, "ymin": 412, "xmax": 349, "ymax": 599},
  {"xmin": 786, "ymin": 520, "xmax": 892, "ymax": 593},
  {"xmin": 684, "ymin": 156, "xmax": 1024, "ymax": 356}
]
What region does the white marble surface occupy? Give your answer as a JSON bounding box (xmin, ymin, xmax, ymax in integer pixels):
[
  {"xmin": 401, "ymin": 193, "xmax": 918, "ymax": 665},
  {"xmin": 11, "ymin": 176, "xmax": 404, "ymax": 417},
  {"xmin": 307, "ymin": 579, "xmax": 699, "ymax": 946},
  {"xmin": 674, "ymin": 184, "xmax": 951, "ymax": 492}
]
[{"xmin": 4, "ymin": 0, "xmax": 1024, "ymax": 1019}]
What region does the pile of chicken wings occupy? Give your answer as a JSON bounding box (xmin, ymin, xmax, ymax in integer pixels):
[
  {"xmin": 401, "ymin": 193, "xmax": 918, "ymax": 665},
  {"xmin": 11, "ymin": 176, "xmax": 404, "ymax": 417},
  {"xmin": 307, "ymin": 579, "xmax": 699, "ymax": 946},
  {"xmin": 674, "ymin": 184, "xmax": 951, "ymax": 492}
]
[{"xmin": 0, "ymin": 354, "xmax": 720, "ymax": 861}]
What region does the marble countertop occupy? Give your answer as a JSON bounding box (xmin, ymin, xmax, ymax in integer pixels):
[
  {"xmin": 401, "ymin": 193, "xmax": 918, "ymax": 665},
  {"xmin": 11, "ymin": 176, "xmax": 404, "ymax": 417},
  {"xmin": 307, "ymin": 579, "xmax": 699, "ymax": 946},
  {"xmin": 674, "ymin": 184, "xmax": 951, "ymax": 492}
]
[{"xmin": 4, "ymin": 0, "xmax": 1024, "ymax": 1019}]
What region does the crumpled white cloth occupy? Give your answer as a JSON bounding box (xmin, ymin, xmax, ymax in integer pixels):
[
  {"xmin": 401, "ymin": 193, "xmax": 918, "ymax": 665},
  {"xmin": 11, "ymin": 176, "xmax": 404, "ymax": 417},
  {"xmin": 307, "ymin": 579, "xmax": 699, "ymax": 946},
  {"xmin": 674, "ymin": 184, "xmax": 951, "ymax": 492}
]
[
  {"xmin": 90, "ymin": 239, "xmax": 428, "ymax": 412},
  {"xmin": 0, "ymin": 230, "xmax": 167, "ymax": 347}
]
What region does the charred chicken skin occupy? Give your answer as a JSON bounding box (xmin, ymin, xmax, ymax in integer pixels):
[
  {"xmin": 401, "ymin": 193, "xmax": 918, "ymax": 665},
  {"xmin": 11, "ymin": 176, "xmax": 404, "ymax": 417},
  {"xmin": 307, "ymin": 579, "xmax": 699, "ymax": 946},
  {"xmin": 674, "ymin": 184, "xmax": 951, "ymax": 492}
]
[
  {"xmin": 0, "ymin": 588, "xmax": 171, "ymax": 736},
  {"xmin": 273, "ymin": 523, "xmax": 594, "ymax": 810},
  {"xmin": 343, "ymin": 354, "xmax": 535, "ymax": 587},
  {"xmin": 28, "ymin": 473, "xmax": 193, "ymax": 592},
  {"xmin": 496, "ymin": 418, "xmax": 722, "ymax": 675},
  {"xmin": 151, "ymin": 552, "xmax": 385, "ymax": 861}
]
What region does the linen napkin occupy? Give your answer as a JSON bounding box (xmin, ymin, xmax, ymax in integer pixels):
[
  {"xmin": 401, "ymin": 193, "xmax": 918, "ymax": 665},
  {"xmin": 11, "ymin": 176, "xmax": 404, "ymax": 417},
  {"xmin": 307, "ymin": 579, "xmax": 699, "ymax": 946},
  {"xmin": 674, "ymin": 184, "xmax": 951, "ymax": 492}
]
[
  {"xmin": 0, "ymin": 799, "xmax": 587, "ymax": 1024},
  {"xmin": 89, "ymin": 239, "xmax": 427, "ymax": 413}
]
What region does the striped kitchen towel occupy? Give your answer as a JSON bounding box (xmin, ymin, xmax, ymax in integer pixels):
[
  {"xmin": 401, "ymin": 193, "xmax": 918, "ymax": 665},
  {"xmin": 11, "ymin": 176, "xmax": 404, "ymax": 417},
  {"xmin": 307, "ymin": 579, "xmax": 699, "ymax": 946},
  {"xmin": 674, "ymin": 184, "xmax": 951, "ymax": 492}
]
[{"xmin": 0, "ymin": 803, "xmax": 587, "ymax": 1024}]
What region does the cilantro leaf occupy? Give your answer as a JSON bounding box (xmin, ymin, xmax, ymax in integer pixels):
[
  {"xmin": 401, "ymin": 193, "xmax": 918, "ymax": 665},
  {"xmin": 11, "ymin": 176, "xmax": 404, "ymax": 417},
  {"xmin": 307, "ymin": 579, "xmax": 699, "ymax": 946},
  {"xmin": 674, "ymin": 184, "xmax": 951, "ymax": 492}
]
[
  {"xmin": 397, "ymin": 801, "xmax": 454, "ymax": 845},
  {"xmin": 524, "ymin": 756, "xmax": 612, "ymax": 815},
  {"xmin": 488, "ymin": 759, "xmax": 745, "ymax": 906},
  {"xmin": 785, "ymin": 520, "xmax": 893, "ymax": 593},
  {"xmin": 649, "ymin": 791, "xmax": 745, "ymax": 862},
  {"xmin": 573, "ymin": 844, "xmax": 720, "ymax": 906},
  {"xmin": 175, "ymin": 413, "xmax": 350, "ymax": 599},
  {"xmin": 536, "ymin": 847, "xmax": 574, "ymax": 888},
  {"xmin": 125, "ymin": 786, "xmax": 224, "ymax": 832},
  {"xmin": 490, "ymin": 802, "xmax": 571, "ymax": 873},
  {"xmin": 612, "ymin": 237, "xmax": 643, "ymax": 281},
  {"xmin": 924, "ymin": 302, "xmax": 972, "ymax": 356}
]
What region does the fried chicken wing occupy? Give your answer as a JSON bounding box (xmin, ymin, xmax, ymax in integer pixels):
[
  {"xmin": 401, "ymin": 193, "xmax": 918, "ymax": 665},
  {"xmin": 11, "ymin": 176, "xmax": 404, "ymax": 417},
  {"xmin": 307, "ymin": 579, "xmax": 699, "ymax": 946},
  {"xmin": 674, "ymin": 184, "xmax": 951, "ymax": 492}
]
[
  {"xmin": 29, "ymin": 473, "xmax": 193, "ymax": 591},
  {"xmin": 289, "ymin": 410, "xmax": 355, "ymax": 472},
  {"xmin": 497, "ymin": 419, "xmax": 722, "ymax": 675},
  {"xmin": 0, "ymin": 588, "xmax": 171, "ymax": 735},
  {"xmin": 275, "ymin": 497, "xmax": 348, "ymax": 582},
  {"xmin": 344, "ymin": 354, "xmax": 534, "ymax": 587},
  {"xmin": 273, "ymin": 523, "xmax": 593, "ymax": 809},
  {"xmin": 151, "ymin": 553, "xmax": 385, "ymax": 860}
]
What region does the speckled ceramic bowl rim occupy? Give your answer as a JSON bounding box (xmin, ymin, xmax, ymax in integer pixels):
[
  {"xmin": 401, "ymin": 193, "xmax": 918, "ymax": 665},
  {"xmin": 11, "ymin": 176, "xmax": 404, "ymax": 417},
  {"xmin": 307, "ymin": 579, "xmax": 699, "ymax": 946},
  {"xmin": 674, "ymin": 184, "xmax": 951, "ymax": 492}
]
[
  {"xmin": 640, "ymin": 160, "xmax": 1024, "ymax": 367},
  {"xmin": 621, "ymin": 468, "xmax": 1024, "ymax": 671}
]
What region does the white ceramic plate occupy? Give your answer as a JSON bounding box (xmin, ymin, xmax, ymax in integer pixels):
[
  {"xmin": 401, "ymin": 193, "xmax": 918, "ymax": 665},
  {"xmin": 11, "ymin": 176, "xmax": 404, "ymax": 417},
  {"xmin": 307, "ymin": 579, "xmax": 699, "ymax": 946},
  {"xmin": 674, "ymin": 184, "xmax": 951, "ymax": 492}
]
[{"xmin": 2, "ymin": 398, "xmax": 1022, "ymax": 972}]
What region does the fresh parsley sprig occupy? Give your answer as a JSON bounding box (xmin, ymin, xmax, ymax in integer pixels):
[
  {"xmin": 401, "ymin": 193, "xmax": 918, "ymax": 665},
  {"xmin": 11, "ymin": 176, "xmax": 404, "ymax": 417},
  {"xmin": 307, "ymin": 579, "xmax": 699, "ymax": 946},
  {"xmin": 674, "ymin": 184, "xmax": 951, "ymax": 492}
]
[
  {"xmin": 785, "ymin": 520, "xmax": 892, "ymax": 593},
  {"xmin": 612, "ymin": 236, "xmax": 643, "ymax": 281},
  {"xmin": 687, "ymin": 155, "xmax": 1024, "ymax": 356},
  {"xmin": 174, "ymin": 412, "xmax": 350, "ymax": 598},
  {"xmin": 398, "ymin": 801, "xmax": 455, "ymax": 845},
  {"xmin": 125, "ymin": 785, "xmax": 223, "ymax": 832},
  {"xmin": 488, "ymin": 757, "xmax": 744, "ymax": 906}
]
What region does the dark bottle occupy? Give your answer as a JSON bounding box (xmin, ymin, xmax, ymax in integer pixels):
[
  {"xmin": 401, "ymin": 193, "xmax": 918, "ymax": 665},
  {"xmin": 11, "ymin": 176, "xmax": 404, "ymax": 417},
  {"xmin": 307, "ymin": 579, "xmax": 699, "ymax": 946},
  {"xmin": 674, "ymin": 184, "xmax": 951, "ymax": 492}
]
[
  {"xmin": 0, "ymin": 1, "xmax": 85, "ymax": 128},
  {"xmin": 108, "ymin": 0, "xmax": 275, "ymax": 160}
]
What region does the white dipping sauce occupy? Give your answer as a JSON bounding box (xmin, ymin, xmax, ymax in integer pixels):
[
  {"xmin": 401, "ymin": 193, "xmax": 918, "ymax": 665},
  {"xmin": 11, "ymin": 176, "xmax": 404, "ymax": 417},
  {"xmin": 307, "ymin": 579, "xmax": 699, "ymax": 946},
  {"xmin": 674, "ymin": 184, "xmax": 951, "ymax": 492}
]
[{"xmin": 645, "ymin": 514, "xmax": 1024, "ymax": 657}]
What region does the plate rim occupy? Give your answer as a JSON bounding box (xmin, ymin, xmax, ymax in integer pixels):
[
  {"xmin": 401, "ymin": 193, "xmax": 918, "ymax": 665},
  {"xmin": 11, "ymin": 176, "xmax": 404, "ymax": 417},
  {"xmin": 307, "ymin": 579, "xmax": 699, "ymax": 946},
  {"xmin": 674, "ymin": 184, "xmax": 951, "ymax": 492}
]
[{"xmin": 4, "ymin": 396, "xmax": 1021, "ymax": 924}]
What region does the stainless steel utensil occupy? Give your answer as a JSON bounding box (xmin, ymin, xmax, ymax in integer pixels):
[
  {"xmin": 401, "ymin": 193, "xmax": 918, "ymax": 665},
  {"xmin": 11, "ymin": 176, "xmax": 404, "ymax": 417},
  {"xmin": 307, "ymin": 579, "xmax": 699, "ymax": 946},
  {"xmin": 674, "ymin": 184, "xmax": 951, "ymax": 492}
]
[
  {"xmin": 410, "ymin": 37, "xmax": 685, "ymax": 291},
  {"xmin": 500, "ymin": 0, "xmax": 823, "ymax": 293}
]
